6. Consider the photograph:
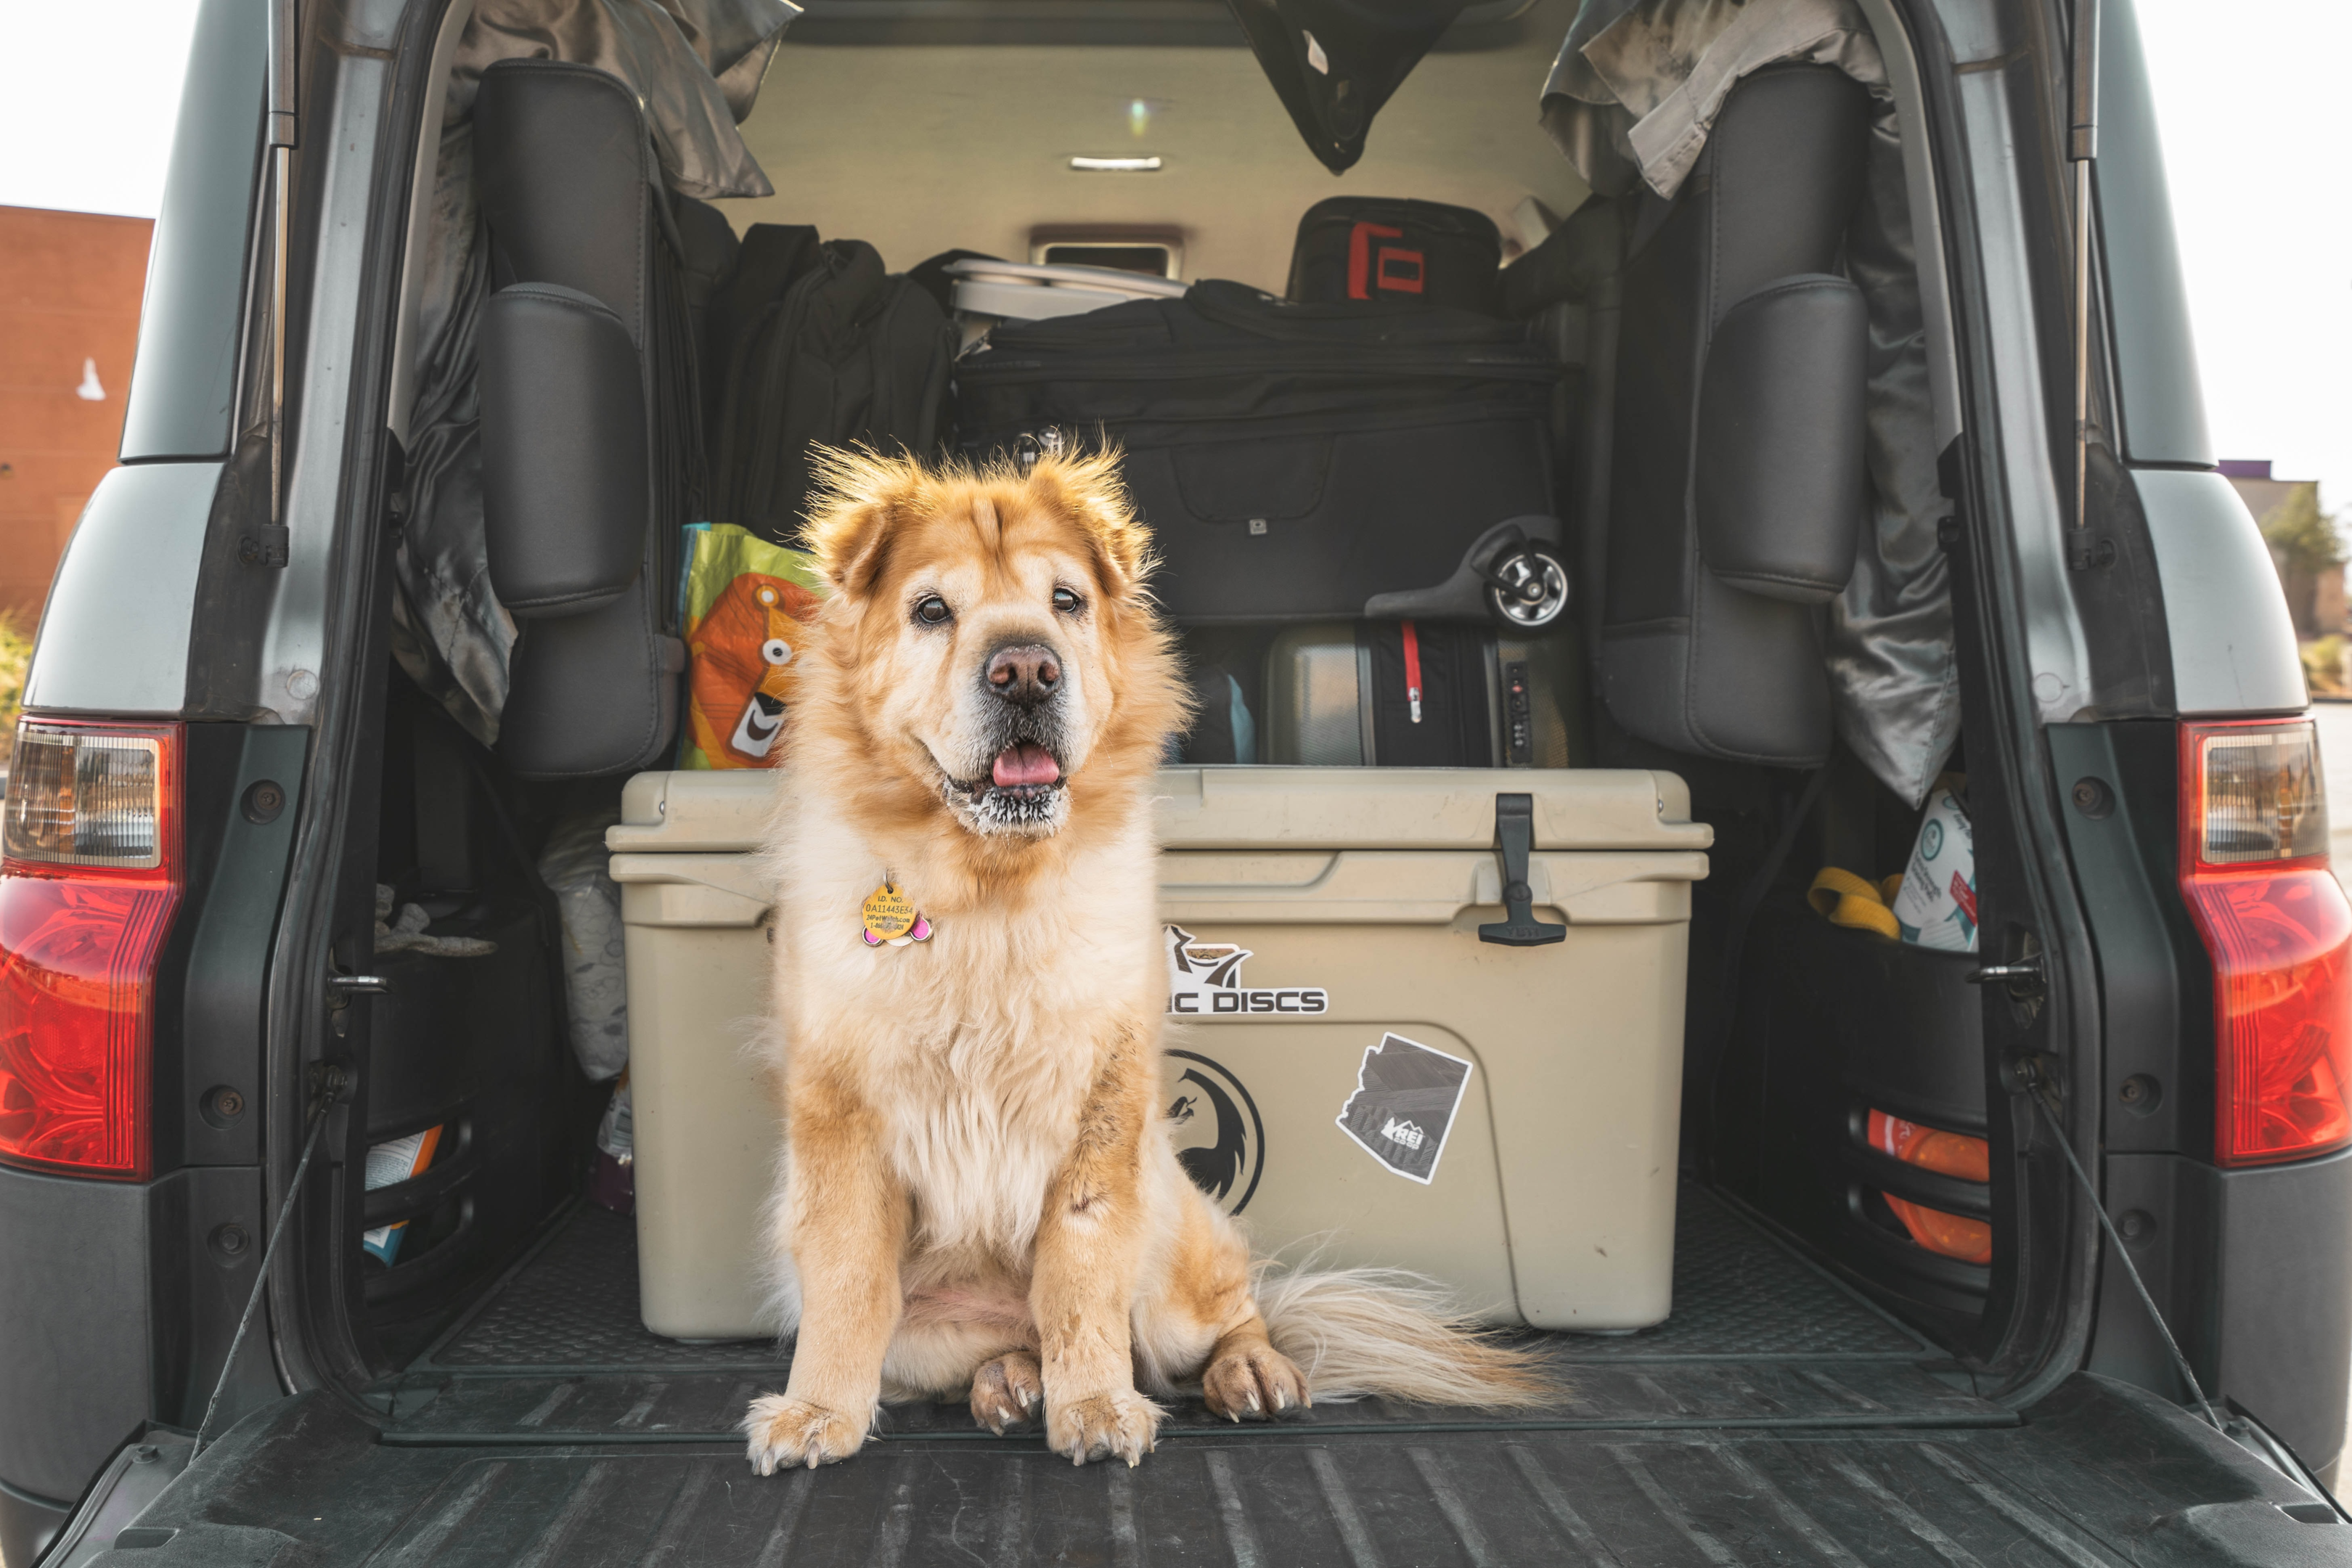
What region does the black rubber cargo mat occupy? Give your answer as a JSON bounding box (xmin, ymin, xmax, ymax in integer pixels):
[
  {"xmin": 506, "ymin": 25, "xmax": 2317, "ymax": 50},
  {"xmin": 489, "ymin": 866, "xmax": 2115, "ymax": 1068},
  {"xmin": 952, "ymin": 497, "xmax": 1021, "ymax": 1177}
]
[
  {"xmin": 412, "ymin": 1184, "xmax": 1925, "ymax": 1375},
  {"xmin": 97, "ymin": 1379, "xmax": 2345, "ymax": 1567},
  {"xmin": 383, "ymin": 1354, "xmax": 2003, "ymax": 1445},
  {"xmin": 380, "ymin": 1184, "xmax": 1986, "ymax": 1445},
  {"xmin": 417, "ymin": 1205, "xmax": 774, "ymax": 1373}
]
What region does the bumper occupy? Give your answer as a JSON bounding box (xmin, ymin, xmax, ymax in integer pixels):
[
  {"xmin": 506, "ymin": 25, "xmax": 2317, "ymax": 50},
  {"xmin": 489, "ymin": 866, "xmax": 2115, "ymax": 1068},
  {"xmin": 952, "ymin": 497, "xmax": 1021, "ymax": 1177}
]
[{"xmin": 2094, "ymin": 1144, "xmax": 2352, "ymax": 1476}]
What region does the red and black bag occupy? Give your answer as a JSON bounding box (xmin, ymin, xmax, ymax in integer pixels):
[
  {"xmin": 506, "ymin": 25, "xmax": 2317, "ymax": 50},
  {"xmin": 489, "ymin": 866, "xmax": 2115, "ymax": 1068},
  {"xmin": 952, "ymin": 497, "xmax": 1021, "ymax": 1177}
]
[{"xmin": 1285, "ymin": 197, "xmax": 1504, "ymax": 314}]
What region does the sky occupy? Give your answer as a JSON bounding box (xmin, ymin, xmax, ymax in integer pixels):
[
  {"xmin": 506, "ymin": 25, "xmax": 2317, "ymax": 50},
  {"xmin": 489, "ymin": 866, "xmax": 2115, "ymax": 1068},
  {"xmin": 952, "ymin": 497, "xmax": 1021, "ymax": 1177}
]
[
  {"xmin": 0, "ymin": 0, "xmax": 2343, "ymax": 508},
  {"xmin": 0, "ymin": 1, "xmax": 202, "ymax": 219},
  {"xmin": 2136, "ymin": 0, "xmax": 2352, "ymax": 510}
]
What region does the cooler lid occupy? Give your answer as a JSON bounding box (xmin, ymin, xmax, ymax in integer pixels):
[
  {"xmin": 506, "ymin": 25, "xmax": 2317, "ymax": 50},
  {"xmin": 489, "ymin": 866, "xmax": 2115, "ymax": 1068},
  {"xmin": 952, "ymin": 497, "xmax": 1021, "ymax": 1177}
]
[
  {"xmin": 608, "ymin": 767, "xmax": 1712, "ymax": 854},
  {"xmin": 1155, "ymin": 767, "xmax": 1711, "ymax": 852},
  {"xmin": 608, "ymin": 769, "xmax": 775, "ymax": 853}
]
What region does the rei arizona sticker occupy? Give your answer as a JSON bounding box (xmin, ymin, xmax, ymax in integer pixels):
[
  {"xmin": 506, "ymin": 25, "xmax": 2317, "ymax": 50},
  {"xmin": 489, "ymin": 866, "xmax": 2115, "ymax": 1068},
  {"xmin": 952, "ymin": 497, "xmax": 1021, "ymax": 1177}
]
[
  {"xmin": 1164, "ymin": 926, "xmax": 1330, "ymax": 1016},
  {"xmin": 1336, "ymin": 1033, "xmax": 1473, "ymax": 1184}
]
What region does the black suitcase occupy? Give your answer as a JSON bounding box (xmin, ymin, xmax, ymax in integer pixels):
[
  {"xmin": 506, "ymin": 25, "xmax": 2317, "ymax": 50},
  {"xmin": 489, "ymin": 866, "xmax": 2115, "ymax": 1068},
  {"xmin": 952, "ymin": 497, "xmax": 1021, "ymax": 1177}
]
[
  {"xmin": 707, "ymin": 226, "xmax": 957, "ymax": 543},
  {"xmin": 955, "ymin": 280, "xmax": 1562, "ymax": 624},
  {"xmin": 1222, "ymin": 619, "xmax": 1584, "ymax": 767},
  {"xmin": 1286, "ymin": 196, "xmax": 1504, "ymax": 314}
]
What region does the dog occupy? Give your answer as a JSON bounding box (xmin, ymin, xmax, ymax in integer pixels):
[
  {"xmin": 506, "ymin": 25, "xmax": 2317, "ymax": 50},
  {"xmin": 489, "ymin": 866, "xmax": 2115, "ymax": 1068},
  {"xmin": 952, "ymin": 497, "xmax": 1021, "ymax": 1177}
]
[{"xmin": 743, "ymin": 448, "xmax": 1550, "ymax": 1471}]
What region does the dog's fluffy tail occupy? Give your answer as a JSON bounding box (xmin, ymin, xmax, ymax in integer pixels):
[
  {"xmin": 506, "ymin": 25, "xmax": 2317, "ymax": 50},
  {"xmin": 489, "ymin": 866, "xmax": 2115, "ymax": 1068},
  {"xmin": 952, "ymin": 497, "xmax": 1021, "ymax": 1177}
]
[{"xmin": 1254, "ymin": 1263, "xmax": 1562, "ymax": 1410}]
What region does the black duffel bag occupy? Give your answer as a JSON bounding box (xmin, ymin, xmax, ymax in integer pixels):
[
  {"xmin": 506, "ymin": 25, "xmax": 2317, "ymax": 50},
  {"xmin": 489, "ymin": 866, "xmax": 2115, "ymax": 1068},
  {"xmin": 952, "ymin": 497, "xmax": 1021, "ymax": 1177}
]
[
  {"xmin": 955, "ymin": 280, "xmax": 1562, "ymax": 624},
  {"xmin": 1286, "ymin": 196, "xmax": 1504, "ymax": 314}
]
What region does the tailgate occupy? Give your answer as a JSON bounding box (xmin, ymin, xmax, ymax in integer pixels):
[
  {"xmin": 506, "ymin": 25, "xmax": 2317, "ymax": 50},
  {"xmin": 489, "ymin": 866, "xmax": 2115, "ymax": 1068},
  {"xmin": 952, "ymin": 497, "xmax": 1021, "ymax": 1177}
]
[{"xmin": 49, "ymin": 1190, "xmax": 2348, "ymax": 1566}]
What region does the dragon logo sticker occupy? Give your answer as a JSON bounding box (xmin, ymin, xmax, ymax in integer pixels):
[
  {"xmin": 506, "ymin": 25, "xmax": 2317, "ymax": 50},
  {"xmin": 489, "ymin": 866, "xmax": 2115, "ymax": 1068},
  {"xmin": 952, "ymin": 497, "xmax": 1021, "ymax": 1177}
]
[{"xmin": 1162, "ymin": 1049, "xmax": 1265, "ymax": 1214}]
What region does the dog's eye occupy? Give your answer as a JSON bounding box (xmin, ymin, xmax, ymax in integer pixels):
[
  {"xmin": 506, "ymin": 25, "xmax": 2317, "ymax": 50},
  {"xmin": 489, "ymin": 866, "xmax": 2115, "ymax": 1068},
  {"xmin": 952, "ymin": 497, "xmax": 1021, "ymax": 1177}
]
[
  {"xmin": 1051, "ymin": 587, "xmax": 1083, "ymax": 616},
  {"xmin": 913, "ymin": 595, "xmax": 952, "ymax": 626}
]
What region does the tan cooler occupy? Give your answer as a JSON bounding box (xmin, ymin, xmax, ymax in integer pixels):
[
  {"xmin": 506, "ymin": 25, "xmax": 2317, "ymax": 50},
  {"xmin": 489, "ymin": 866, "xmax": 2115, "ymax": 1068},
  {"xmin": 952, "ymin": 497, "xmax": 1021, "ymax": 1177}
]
[{"xmin": 609, "ymin": 767, "xmax": 1710, "ymax": 1339}]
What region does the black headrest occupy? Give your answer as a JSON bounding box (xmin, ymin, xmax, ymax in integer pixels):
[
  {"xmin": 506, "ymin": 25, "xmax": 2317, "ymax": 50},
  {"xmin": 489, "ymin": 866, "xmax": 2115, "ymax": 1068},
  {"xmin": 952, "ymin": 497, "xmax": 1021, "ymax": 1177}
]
[{"xmin": 473, "ymin": 60, "xmax": 660, "ymax": 346}]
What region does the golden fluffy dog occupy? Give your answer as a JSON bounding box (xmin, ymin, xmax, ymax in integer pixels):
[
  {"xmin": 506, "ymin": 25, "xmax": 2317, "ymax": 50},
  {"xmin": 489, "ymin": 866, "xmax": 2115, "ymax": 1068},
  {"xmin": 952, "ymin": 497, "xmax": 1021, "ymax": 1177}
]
[{"xmin": 743, "ymin": 449, "xmax": 1547, "ymax": 1471}]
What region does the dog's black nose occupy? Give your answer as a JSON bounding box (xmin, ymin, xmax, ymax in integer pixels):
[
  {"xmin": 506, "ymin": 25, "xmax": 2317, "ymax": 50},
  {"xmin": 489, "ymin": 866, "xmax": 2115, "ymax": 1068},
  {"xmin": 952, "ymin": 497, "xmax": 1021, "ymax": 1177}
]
[{"xmin": 987, "ymin": 643, "xmax": 1061, "ymax": 706}]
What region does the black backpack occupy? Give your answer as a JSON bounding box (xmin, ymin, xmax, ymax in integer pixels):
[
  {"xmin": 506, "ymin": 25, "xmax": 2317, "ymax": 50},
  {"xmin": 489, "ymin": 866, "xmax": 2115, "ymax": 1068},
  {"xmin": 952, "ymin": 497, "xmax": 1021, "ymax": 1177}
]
[{"xmin": 706, "ymin": 225, "xmax": 956, "ymax": 543}]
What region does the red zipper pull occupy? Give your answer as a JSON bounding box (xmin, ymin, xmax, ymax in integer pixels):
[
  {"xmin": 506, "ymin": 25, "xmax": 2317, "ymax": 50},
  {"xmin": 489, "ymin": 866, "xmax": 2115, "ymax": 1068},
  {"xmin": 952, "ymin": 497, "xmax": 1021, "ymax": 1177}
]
[{"xmin": 1402, "ymin": 620, "xmax": 1424, "ymax": 724}]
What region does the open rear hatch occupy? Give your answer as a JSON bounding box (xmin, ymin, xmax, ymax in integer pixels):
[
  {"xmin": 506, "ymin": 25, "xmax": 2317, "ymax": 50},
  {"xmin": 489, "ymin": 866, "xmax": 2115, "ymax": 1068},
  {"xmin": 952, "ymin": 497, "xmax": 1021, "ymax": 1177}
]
[{"xmin": 46, "ymin": 0, "xmax": 2352, "ymax": 1559}]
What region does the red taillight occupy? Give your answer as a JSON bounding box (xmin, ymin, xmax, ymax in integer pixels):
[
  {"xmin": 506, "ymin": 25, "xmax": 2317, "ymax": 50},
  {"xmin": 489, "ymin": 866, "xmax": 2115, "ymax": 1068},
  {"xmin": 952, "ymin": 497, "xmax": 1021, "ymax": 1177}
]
[
  {"xmin": 0, "ymin": 722, "xmax": 181, "ymax": 1180},
  {"xmin": 2179, "ymin": 719, "xmax": 2352, "ymax": 1167}
]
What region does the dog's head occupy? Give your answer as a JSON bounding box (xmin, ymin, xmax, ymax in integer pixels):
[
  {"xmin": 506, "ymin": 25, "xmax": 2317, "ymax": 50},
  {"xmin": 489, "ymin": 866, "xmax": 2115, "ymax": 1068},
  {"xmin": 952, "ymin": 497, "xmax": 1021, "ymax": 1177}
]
[{"xmin": 799, "ymin": 447, "xmax": 1187, "ymax": 843}]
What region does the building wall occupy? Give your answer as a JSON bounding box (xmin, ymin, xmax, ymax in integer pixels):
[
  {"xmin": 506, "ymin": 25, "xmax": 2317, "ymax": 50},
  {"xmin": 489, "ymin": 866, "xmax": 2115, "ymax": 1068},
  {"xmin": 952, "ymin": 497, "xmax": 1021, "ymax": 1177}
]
[
  {"xmin": 0, "ymin": 206, "xmax": 154, "ymax": 627},
  {"xmin": 2318, "ymin": 565, "xmax": 2348, "ymax": 640}
]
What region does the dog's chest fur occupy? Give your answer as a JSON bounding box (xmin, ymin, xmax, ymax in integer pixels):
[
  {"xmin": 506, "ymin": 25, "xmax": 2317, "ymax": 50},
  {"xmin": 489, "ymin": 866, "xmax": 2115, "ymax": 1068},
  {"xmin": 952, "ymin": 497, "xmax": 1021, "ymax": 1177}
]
[{"xmin": 772, "ymin": 792, "xmax": 1162, "ymax": 1256}]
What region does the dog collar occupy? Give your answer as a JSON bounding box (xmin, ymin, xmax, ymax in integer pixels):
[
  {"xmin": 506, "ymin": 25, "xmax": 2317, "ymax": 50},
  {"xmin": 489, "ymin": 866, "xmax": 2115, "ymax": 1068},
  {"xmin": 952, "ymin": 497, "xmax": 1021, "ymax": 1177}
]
[{"xmin": 861, "ymin": 880, "xmax": 934, "ymax": 947}]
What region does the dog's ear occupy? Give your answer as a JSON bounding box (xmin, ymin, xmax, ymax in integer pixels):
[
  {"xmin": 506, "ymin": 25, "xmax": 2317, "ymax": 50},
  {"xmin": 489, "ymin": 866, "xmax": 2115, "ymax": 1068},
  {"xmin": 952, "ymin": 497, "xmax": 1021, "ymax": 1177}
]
[
  {"xmin": 802, "ymin": 447, "xmax": 926, "ymax": 600},
  {"xmin": 1031, "ymin": 449, "xmax": 1155, "ymax": 601}
]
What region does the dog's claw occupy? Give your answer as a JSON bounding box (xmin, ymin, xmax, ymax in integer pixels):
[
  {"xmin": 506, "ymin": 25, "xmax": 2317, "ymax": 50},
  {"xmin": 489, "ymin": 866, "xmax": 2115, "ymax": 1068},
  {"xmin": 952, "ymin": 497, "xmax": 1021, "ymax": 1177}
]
[
  {"xmin": 745, "ymin": 1394, "xmax": 868, "ymax": 1473},
  {"xmin": 970, "ymin": 1352, "xmax": 1045, "ymax": 1435},
  {"xmin": 1046, "ymin": 1389, "xmax": 1164, "ymax": 1467},
  {"xmin": 1202, "ymin": 1343, "xmax": 1311, "ymax": 1425}
]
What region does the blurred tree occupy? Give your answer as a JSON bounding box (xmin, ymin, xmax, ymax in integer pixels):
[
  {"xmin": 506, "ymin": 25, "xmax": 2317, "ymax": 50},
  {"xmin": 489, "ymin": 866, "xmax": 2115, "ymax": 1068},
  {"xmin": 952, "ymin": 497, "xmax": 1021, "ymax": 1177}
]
[
  {"xmin": 2259, "ymin": 485, "xmax": 2346, "ymax": 639},
  {"xmin": 2263, "ymin": 484, "xmax": 2345, "ymax": 573},
  {"xmin": 0, "ymin": 611, "xmax": 30, "ymax": 770}
]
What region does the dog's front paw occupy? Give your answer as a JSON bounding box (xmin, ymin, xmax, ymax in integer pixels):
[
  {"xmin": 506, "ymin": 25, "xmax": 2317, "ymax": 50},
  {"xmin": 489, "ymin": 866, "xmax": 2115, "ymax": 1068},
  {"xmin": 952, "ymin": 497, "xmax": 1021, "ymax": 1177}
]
[
  {"xmin": 970, "ymin": 1351, "xmax": 1044, "ymax": 1434},
  {"xmin": 743, "ymin": 1393, "xmax": 869, "ymax": 1473},
  {"xmin": 1203, "ymin": 1344, "xmax": 1310, "ymax": 1422},
  {"xmin": 1046, "ymin": 1388, "xmax": 1163, "ymax": 1467}
]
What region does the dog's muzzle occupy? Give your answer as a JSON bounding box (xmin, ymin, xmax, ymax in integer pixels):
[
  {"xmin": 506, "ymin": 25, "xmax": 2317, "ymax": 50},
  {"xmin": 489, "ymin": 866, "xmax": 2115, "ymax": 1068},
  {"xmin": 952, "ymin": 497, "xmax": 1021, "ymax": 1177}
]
[{"xmin": 940, "ymin": 640, "xmax": 1073, "ymax": 836}]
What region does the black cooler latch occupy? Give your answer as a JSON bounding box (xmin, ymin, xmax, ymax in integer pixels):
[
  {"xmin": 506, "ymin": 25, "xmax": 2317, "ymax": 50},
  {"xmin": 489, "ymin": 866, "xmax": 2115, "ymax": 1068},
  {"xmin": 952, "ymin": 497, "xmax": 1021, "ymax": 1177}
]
[{"xmin": 1478, "ymin": 793, "xmax": 1566, "ymax": 947}]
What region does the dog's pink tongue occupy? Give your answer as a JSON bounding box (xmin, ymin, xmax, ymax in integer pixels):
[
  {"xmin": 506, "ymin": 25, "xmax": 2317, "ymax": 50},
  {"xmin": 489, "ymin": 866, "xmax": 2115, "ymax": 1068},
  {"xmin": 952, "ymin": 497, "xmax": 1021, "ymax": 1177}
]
[{"xmin": 992, "ymin": 743, "xmax": 1060, "ymax": 788}]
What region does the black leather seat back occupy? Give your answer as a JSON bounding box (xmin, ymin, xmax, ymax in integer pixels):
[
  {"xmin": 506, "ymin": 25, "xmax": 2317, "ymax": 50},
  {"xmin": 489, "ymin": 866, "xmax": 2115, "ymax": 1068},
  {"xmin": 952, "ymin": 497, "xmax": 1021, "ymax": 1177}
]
[
  {"xmin": 1599, "ymin": 65, "xmax": 1870, "ymax": 767},
  {"xmin": 474, "ymin": 60, "xmax": 698, "ymax": 780}
]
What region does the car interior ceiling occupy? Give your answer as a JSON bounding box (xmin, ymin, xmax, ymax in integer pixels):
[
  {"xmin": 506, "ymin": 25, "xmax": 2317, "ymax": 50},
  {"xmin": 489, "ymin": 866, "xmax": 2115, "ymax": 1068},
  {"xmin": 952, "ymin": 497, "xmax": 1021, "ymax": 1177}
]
[{"xmin": 340, "ymin": 0, "xmax": 2012, "ymax": 1418}]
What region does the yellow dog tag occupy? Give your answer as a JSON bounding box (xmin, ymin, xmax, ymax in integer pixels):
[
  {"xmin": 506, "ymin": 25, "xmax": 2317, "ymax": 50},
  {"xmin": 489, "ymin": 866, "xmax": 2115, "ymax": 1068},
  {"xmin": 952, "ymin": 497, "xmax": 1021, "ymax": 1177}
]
[{"xmin": 862, "ymin": 883, "xmax": 915, "ymax": 942}]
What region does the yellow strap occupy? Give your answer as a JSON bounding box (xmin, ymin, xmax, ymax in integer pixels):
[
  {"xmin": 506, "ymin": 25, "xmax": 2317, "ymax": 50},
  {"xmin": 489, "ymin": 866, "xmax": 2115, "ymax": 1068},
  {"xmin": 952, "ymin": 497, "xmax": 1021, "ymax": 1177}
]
[{"xmin": 1807, "ymin": 866, "xmax": 1902, "ymax": 940}]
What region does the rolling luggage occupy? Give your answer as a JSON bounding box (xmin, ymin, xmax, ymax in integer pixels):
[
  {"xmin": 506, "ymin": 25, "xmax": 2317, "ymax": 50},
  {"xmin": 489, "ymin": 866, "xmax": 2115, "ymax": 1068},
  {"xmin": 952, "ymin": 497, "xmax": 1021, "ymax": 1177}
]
[
  {"xmin": 706, "ymin": 226, "xmax": 957, "ymax": 543},
  {"xmin": 1258, "ymin": 621, "xmax": 1584, "ymax": 767},
  {"xmin": 955, "ymin": 279, "xmax": 1565, "ymax": 625}
]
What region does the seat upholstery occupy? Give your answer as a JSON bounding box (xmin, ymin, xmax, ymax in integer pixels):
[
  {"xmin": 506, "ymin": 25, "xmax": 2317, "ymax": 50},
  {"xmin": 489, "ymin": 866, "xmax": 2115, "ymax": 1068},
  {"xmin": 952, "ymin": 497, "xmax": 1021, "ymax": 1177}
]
[
  {"xmin": 1598, "ymin": 65, "xmax": 1870, "ymax": 767},
  {"xmin": 473, "ymin": 60, "xmax": 697, "ymax": 779}
]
